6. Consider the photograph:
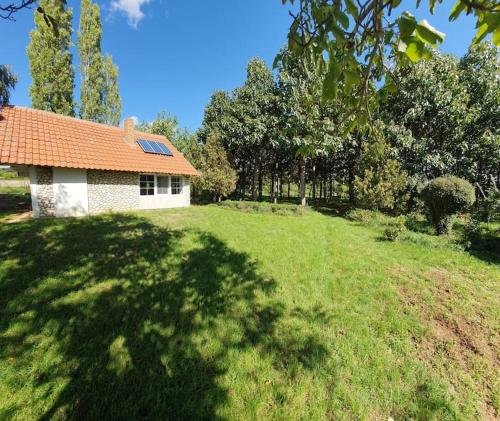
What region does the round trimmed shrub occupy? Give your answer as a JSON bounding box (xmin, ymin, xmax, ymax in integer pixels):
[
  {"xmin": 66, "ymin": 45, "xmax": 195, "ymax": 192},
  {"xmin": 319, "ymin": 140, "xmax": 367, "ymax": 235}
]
[{"xmin": 421, "ymin": 176, "xmax": 475, "ymax": 235}]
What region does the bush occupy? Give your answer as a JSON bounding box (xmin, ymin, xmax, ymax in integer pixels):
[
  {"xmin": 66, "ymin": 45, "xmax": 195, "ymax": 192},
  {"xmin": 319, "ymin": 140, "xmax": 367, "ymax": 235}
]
[
  {"xmin": 345, "ymin": 208, "xmax": 374, "ymax": 224},
  {"xmin": 461, "ymin": 217, "xmax": 481, "ymax": 250},
  {"xmin": 421, "ymin": 176, "xmax": 476, "ymax": 235},
  {"xmin": 353, "ymin": 135, "xmax": 409, "ymax": 212},
  {"xmin": 217, "ymin": 200, "xmax": 307, "ymax": 216},
  {"xmin": 482, "ymin": 186, "xmax": 500, "ymax": 223},
  {"xmin": 460, "ymin": 216, "xmax": 500, "ymax": 255},
  {"xmin": 383, "ymin": 217, "xmax": 406, "ymax": 241}
]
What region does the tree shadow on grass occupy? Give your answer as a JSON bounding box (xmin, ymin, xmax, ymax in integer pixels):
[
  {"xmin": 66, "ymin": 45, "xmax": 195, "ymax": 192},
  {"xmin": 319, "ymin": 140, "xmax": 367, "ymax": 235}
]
[{"xmin": 0, "ymin": 214, "xmax": 294, "ymax": 419}]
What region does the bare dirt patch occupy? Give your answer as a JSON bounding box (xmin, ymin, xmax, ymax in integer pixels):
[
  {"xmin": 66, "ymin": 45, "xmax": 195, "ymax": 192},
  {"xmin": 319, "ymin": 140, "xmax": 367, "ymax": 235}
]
[{"xmin": 390, "ymin": 265, "xmax": 500, "ymax": 419}]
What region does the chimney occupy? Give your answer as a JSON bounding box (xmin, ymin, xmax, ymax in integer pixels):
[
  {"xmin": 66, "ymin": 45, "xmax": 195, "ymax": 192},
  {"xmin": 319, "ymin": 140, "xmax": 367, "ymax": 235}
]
[{"xmin": 124, "ymin": 117, "xmax": 135, "ymax": 145}]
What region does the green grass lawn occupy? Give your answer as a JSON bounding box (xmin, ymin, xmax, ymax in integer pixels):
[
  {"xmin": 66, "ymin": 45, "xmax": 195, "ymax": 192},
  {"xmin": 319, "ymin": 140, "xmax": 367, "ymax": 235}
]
[
  {"xmin": 0, "ymin": 186, "xmax": 31, "ymax": 220},
  {"xmin": 0, "ymin": 169, "xmax": 28, "ymax": 180},
  {"xmin": 0, "ymin": 203, "xmax": 498, "ymax": 420}
]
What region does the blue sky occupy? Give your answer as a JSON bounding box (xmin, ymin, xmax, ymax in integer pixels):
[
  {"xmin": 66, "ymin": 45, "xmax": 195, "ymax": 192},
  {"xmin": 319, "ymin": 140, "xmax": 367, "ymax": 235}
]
[{"xmin": 0, "ymin": 1, "xmax": 480, "ymax": 132}]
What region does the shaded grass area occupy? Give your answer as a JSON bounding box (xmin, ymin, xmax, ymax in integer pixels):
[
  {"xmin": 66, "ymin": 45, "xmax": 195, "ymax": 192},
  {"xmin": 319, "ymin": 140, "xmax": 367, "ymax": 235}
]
[
  {"xmin": 0, "ymin": 186, "xmax": 31, "ymax": 220},
  {"xmin": 1, "ymin": 206, "xmax": 499, "ymax": 419}
]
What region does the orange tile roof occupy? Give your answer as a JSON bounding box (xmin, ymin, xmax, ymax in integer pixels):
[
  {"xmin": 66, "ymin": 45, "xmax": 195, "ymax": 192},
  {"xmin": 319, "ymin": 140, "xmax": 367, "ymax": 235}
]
[{"xmin": 0, "ymin": 106, "xmax": 199, "ymax": 176}]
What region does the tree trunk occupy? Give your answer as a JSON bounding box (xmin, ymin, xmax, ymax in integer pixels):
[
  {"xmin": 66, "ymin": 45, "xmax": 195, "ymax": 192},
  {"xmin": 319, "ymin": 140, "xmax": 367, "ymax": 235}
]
[
  {"xmin": 258, "ymin": 160, "xmax": 263, "ymax": 202},
  {"xmin": 252, "ymin": 157, "xmax": 258, "ymax": 201},
  {"xmin": 240, "ymin": 163, "xmax": 246, "ymax": 197},
  {"xmin": 299, "ymin": 156, "xmax": 306, "ymax": 206},
  {"xmin": 279, "ymin": 169, "xmax": 283, "ymax": 199},
  {"xmin": 312, "ymin": 162, "xmax": 316, "ymax": 202},
  {"xmin": 270, "ymin": 171, "xmax": 275, "ymax": 203},
  {"xmin": 348, "ymin": 164, "xmax": 355, "ymax": 204},
  {"xmin": 287, "ymin": 180, "xmax": 291, "ymax": 198}
]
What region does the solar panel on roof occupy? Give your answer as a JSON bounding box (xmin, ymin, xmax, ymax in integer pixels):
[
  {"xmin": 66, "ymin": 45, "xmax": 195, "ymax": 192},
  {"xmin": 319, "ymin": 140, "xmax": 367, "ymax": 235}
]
[
  {"xmin": 150, "ymin": 141, "xmax": 164, "ymax": 154},
  {"xmin": 137, "ymin": 139, "xmax": 173, "ymax": 156},
  {"xmin": 157, "ymin": 142, "xmax": 173, "ymax": 156},
  {"xmin": 137, "ymin": 139, "xmax": 155, "ymax": 153}
]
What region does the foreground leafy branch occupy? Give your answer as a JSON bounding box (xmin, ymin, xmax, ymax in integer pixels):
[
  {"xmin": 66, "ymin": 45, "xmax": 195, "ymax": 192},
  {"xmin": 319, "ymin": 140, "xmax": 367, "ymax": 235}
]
[{"xmin": 279, "ymin": 0, "xmax": 500, "ymax": 130}]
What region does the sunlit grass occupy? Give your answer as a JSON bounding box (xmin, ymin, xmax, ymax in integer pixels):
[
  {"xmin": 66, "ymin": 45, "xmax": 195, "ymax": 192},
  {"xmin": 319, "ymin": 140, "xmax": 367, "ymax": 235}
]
[{"xmin": 1, "ymin": 204, "xmax": 498, "ymax": 419}]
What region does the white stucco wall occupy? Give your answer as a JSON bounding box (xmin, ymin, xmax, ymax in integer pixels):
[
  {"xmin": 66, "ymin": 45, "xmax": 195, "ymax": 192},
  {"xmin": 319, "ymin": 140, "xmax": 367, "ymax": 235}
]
[
  {"xmin": 53, "ymin": 168, "xmax": 89, "ymax": 217},
  {"xmin": 139, "ymin": 175, "xmax": 190, "ymax": 210}
]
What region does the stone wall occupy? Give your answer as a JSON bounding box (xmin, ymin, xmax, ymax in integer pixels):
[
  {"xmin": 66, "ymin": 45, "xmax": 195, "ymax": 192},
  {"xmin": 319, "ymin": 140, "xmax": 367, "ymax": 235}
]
[
  {"xmin": 36, "ymin": 166, "xmax": 55, "ymax": 217},
  {"xmin": 87, "ymin": 170, "xmax": 139, "ymax": 214}
]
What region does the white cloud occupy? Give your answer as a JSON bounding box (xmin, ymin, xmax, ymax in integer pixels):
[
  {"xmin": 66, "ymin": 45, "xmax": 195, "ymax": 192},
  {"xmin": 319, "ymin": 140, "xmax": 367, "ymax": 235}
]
[{"xmin": 110, "ymin": 0, "xmax": 150, "ymax": 28}]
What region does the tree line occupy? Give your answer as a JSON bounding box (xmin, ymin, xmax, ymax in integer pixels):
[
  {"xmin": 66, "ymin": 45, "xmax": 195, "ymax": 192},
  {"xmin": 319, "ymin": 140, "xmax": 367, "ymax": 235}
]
[
  {"xmin": 1, "ymin": 0, "xmax": 122, "ymax": 125},
  {"xmin": 142, "ymin": 41, "xmax": 498, "ymax": 212}
]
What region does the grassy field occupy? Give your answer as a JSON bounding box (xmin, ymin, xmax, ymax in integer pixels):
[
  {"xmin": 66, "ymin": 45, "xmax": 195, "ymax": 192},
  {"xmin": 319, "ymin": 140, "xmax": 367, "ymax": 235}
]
[
  {"xmin": 0, "ymin": 200, "xmax": 499, "ymax": 419},
  {"xmin": 0, "ymin": 186, "xmax": 30, "ymax": 219},
  {"xmin": 0, "ymin": 169, "xmax": 28, "ymax": 180}
]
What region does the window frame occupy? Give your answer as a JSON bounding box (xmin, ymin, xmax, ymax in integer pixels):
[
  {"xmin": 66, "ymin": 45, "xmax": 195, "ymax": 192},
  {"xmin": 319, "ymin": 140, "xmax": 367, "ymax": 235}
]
[
  {"xmin": 139, "ymin": 174, "xmax": 155, "ymax": 196},
  {"xmin": 171, "ymin": 176, "xmax": 182, "ymax": 195},
  {"xmin": 157, "ymin": 175, "xmax": 170, "ymax": 195}
]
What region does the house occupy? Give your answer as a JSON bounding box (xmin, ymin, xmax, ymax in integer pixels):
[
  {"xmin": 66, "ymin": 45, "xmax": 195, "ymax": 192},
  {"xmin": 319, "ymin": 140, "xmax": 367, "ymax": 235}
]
[{"xmin": 0, "ymin": 106, "xmax": 198, "ymax": 217}]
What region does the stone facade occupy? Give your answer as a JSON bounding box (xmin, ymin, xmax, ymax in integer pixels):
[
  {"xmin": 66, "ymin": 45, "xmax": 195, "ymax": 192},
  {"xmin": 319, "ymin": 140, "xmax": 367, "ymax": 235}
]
[
  {"xmin": 87, "ymin": 170, "xmax": 139, "ymax": 214},
  {"xmin": 36, "ymin": 167, "xmax": 55, "ymax": 217}
]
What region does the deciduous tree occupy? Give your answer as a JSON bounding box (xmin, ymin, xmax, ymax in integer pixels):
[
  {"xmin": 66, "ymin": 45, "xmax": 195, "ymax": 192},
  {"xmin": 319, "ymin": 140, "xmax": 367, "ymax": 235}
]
[
  {"xmin": 78, "ymin": 0, "xmax": 103, "ymax": 122},
  {"xmin": 198, "ymin": 133, "xmax": 237, "ymax": 201},
  {"xmin": 102, "ymin": 54, "xmax": 121, "ymax": 126},
  {"xmin": 0, "ymin": 65, "xmax": 17, "ymax": 105},
  {"xmin": 380, "ymin": 51, "xmax": 471, "ymax": 180},
  {"xmin": 280, "ymin": 0, "xmax": 499, "ymax": 132},
  {"xmin": 27, "ymin": 0, "xmax": 74, "ymax": 116},
  {"xmin": 459, "ymin": 41, "xmax": 500, "ymax": 190},
  {"xmin": 354, "ymin": 130, "xmax": 408, "ymax": 212},
  {"xmin": 277, "ymin": 49, "xmax": 340, "ymax": 205}
]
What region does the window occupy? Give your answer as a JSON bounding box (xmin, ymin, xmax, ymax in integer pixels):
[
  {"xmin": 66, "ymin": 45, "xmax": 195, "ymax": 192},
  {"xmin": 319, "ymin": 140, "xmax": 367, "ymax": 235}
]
[
  {"xmin": 157, "ymin": 176, "xmax": 169, "ymax": 194},
  {"xmin": 140, "ymin": 174, "xmax": 154, "ymax": 196},
  {"xmin": 171, "ymin": 176, "xmax": 182, "ymax": 195}
]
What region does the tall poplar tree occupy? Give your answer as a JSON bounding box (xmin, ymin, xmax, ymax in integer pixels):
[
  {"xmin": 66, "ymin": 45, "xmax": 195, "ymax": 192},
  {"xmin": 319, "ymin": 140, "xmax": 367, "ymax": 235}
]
[
  {"xmin": 0, "ymin": 65, "xmax": 17, "ymax": 105},
  {"xmin": 78, "ymin": 0, "xmax": 104, "ymax": 122},
  {"xmin": 102, "ymin": 54, "xmax": 122, "ymax": 126},
  {"xmin": 27, "ymin": 0, "xmax": 74, "ymax": 116}
]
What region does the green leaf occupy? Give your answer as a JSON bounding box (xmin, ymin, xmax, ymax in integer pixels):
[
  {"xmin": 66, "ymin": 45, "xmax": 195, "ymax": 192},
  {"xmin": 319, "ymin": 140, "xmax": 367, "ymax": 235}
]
[
  {"xmin": 290, "ymin": 18, "xmax": 299, "ymax": 36},
  {"xmin": 316, "ymin": 4, "xmax": 332, "ymax": 22},
  {"xmin": 494, "ymin": 27, "xmax": 500, "ymax": 46},
  {"xmin": 405, "ymin": 40, "xmax": 424, "ymax": 62},
  {"xmin": 473, "ymin": 13, "xmax": 500, "ymax": 44},
  {"xmin": 398, "ymin": 12, "xmax": 417, "ymax": 38},
  {"xmin": 329, "ymin": 22, "xmax": 346, "ymax": 41},
  {"xmin": 357, "ymin": 112, "xmax": 368, "ymax": 128},
  {"xmin": 345, "ymin": 0, "xmax": 358, "ymax": 19},
  {"xmin": 334, "ymin": 9, "xmax": 349, "ymax": 30},
  {"xmin": 474, "ymin": 22, "xmax": 489, "ymax": 44},
  {"xmin": 383, "ymin": 75, "xmax": 398, "ymax": 93},
  {"xmin": 449, "ymin": 0, "xmax": 466, "ymax": 21},
  {"xmin": 429, "ymin": 0, "xmax": 437, "ymax": 14},
  {"xmin": 272, "ymin": 53, "xmax": 282, "ymax": 69},
  {"xmin": 416, "ymin": 19, "xmax": 445, "ymax": 47},
  {"xmin": 322, "ymin": 60, "xmax": 340, "ymax": 101},
  {"xmin": 344, "ymin": 69, "xmax": 360, "ymax": 93}
]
